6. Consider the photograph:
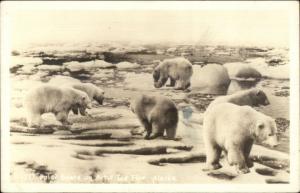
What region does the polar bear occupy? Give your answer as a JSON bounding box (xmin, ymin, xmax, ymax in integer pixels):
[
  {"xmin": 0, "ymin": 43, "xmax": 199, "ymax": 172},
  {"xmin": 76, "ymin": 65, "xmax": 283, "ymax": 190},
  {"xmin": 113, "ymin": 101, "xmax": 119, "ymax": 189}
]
[
  {"xmin": 63, "ymin": 83, "xmax": 104, "ymax": 115},
  {"xmin": 203, "ymin": 103, "xmax": 279, "ymax": 174},
  {"xmin": 130, "ymin": 94, "xmax": 178, "ymax": 140},
  {"xmin": 208, "ymin": 88, "xmax": 270, "ymax": 109},
  {"xmin": 153, "ymin": 57, "xmax": 193, "ymax": 90},
  {"xmin": 24, "ymin": 84, "xmax": 92, "ymax": 127}
]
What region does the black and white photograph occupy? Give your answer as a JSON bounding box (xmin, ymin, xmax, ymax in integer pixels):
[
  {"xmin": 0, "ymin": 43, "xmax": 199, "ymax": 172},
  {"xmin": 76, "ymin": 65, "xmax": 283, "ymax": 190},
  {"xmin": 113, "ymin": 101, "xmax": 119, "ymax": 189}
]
[{"xmin": 1, "ymin": 1, "xmax": 299, "ymax": 192}]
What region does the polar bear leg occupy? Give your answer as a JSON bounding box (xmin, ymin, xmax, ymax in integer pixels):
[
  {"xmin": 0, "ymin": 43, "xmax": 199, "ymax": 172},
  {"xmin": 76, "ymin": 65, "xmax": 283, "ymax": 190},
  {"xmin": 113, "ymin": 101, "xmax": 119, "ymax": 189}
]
[
  {"xmin": 148, "ymin": 122, "xmax": 164, "ymax": 140},
  {"xmin": 56, "ymin": 111, "xmax": 71, "ymax": 125},
  {"xmin": 185, "ymin": 82, "xmax": 191, "ymax": 89},
  {"xmin": 243, "ymin": 140, "xmax": 254, "ymax": 167},
  {"xmin": 27, "ymin": 112, "xmax": 42, "ymax": 128},
  {"xmin": 166, "ymin": 77, "xmax": 176, "ymax": 87},
  {"xmin": 203, "ymin": 142, "xmax": 222, "ymax": 171},
  {"xmin": 141, "ymin": 119, "xmax": 152, "ymax": 139},
  {"xmin": 227, "ymin": 143, "xmax": 249, "ymax": 174},
  {"xmin": 175, "ymin": 79, "xmax": 190, "ymax": 90},
  {"xmin": 185, "ymin": 77, "xmax": 191, "ymax": 89},
  {"xmin": 165, "ymin": 126, "xmax": 176, "ymax": 140},
  {"xmin": 182, "ymin": 78, "xmax": 191, "ymax": 90},
  {"xmin": 174, "ymin": 80, "xmax": 183, "ymax": 90},
  {"xmin": 71, "ymin": 107, "xmax": 79, "ymax": 115}
]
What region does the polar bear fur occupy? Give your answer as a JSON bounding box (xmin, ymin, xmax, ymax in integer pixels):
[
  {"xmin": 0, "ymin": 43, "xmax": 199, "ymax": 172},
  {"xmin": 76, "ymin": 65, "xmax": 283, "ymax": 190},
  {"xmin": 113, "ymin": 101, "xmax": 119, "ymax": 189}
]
[
  {"xmin": 24, "ymin": 84, "xmax": 92, "ymax": 127},
  {"xmin": 64, "ymin": 83, "xmax": 104, "ymax": 115},
  {"xmin": 153, "ymin": 57, "xmax": 193, "ymax": 90},
  {"xmin": 130, "ymin": 94, "xmax": 178, "ymax": 140},
  {"xmin": 208, "ymin": 88, "xmax": 270, "ymax": 109},
  {"xmin": 203, "ymin": 103, "xmax": 279, "ymax": 174}
]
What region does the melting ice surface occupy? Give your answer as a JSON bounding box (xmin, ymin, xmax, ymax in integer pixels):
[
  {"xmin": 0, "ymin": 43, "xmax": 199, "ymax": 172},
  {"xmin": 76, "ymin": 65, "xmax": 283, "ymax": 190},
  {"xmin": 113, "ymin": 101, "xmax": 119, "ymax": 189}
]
[
  {"xmin": 8, "ymin": 45, "xmax": 291, "ymax": 183},
  {"xmin": 246, "ymin": 57, "xmax": 289, "ymax": 80},
  {"xmin": 124, "ymin": 72, "xmax": 154, "ymax": 91}
]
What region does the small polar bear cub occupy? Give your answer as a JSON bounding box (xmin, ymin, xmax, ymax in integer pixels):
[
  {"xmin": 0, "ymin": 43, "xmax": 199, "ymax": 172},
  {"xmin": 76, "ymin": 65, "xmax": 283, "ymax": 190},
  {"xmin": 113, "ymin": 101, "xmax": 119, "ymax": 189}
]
[
  {"xmin": 24, "ymin": 84, "xmax": 92, "ymax": 127},
  {"xmin": 153, "ymin": 57, "xmax": 193, "ymax": 90},
  {"xmin": 63, "ymin": 83, "xmax": 105, "ymax": 115},
  {"xmin": 203, "ymin": 102, "xmax": 279, "ymax": 174}
]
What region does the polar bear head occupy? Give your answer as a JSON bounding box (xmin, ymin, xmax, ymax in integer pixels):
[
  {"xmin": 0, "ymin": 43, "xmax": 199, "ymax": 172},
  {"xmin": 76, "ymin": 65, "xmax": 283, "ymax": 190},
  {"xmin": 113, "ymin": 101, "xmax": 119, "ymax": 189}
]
[
  {"xmin": 74, "ymin": 90, "xmax": 92, "ymax": 115},
  {"xmin": 93, "ymin": 88, "xmax": 105, "ymax": 105},
  {"xmin": 254, "ymin": 117, "xmax": 279, "ymax": 147},
  {"xmin": 250, "ymin": 88, "xmax": 270, "ymax": 106},
  {"xmin": 153, "ymin": 69, "xmax": 168, "ymax": 88}
]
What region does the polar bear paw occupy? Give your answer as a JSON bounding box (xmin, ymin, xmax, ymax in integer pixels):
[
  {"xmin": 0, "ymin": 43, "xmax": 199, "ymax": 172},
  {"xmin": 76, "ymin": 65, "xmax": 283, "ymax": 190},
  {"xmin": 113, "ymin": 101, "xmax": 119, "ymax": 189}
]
[{"xmin": 202, "ymin": 163, "xmax": 222, "ymax": 171}]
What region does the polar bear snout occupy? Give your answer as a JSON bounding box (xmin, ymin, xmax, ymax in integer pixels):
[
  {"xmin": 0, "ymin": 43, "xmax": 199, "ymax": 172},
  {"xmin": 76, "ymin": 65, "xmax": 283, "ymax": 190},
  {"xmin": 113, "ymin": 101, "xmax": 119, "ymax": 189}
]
[
  {"xmin": 263, "ymin": 135, "xmax": 279, "ymax": 147},
  {"xmin": 82, "ymin": 96, "xmax": 92, "ymax": 109},
  {"xmin": 154, "ymin": 82, "xmax": 162, "ymax": 88},
  {"xmin": 154, "ymin": 77, "xmax": 168, "ymax": 88},
  {"xmin": 94, "ymin": 96, "xmax": 104, "ymax": 105},
  {"xmin": 86, "ymin": 101, "xmax": 92, "ymax": 109},
  {"xmin": 154, "ymin": 81, "xmax": 163, "ymax": 88},
  {"xmin": 153, "ymin": 70, "xmax": 160, "ymax": 82}
]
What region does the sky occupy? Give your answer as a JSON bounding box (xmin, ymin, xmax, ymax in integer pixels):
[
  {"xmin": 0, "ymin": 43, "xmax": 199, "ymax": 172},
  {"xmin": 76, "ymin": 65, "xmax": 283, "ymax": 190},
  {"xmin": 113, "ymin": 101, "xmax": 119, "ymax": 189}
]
[{"xmin": 9, "ymin": 10, "xmax": 290, "ymax": 49}]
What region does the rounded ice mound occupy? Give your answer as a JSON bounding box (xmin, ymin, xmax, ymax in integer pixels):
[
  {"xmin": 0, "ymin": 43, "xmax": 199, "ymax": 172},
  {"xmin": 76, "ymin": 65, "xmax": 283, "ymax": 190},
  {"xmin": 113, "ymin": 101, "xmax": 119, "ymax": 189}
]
[
  {"xmin": 37, "ymin": 65, "xmax": 63, "ymax": 72},
  {"xmin": 191, "ymin": 64, "xmax": 231, "ymax": 95},
  {"xmin": 48, "ymin": 75, "xmax": 81, "ymax": 85},
  {"xmin": 19, "ymin": 64, "xmax": 38, "ymax": 75},
  {"xmin": 236, "ymin": 67, "xmax": 261, "ymax": 79},
  {"xmin": 11, "ymin": 56, "xmax": 43, "ymax": 67},
  {"xmin": 124, "ymin": 72, "xmax": 153, "ymax": 90},
  {"xmin": 63, "ymin": 60, "xmax": 115, "ymax": 72},
  {"xmin": 116, "ymin": 61, "xmax": 140, "ymax": 69},
  {"xmin": 224, "ymin": 62, "xmax": 261, "ymax": 80}
]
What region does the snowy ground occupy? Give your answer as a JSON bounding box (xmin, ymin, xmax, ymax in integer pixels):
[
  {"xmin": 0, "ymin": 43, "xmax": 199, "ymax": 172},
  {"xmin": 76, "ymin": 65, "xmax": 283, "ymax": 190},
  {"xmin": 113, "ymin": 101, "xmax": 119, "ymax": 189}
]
[{"xmin": 9, "ymin": 46, "xmax": 290, "ymax": 184}]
